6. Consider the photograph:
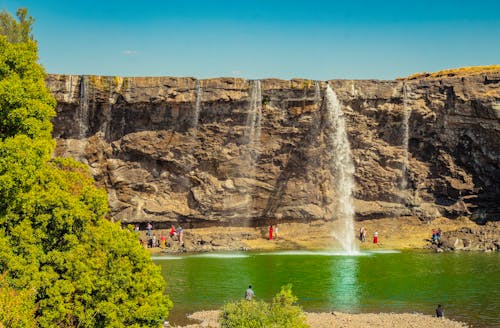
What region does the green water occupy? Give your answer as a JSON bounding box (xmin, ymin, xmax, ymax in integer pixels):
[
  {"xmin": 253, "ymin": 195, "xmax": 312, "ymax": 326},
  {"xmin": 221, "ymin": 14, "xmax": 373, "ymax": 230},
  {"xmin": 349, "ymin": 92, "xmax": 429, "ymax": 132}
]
[{"xmin": 155, "ymin": 250, "xmax": 500, "ymax": 327}]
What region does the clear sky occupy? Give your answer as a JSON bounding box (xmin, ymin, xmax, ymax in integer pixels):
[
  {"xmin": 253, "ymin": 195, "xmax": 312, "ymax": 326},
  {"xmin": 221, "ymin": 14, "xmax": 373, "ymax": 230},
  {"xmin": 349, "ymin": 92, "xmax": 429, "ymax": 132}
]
[{"xmin": 2, "ymin": 0, "xmax": 499, "ymax": 80}]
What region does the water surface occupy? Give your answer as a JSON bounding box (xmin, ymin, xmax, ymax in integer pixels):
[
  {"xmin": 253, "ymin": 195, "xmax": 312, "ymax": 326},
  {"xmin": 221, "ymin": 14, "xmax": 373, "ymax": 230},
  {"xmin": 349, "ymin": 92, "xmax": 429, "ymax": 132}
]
[{"xmin": 156, "ymin": 250, "xmax": 499, "ymax": 327}]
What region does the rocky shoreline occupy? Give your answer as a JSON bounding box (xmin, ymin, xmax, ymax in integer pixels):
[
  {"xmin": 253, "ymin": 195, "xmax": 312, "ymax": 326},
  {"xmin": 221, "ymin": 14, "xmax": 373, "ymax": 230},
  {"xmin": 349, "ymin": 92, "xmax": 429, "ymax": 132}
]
[
  {"xmin": 168, "ymin": 310, "xmax": 468, "ymax": 328},
  {"xmin": 429, "ymin": 221, "xmax": 499, "ymax": 252},
  {"xmin": 145, "ymin": 217, "xmax": 498, "ymax": 254}
]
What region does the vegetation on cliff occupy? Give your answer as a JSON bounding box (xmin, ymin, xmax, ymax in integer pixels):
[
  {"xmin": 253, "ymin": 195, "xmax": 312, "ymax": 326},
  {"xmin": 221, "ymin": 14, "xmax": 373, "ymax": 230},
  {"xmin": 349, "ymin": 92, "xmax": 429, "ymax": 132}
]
[
  {"xmin": 0, "ymin": 9, "xmax": 171, "ymax": 327},
  {"xmin": 403, "ymin": 64, "xmax": 500, "ymax": 80}
]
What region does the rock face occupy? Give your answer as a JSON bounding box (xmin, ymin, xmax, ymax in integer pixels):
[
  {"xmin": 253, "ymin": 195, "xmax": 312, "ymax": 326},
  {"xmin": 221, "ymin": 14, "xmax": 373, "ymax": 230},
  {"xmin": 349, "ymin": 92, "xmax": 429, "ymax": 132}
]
[
  {"xmin": 431, "ymin": 222, "xmax": 499, "ymax": 252},
  {"xmin": 45, "ymin": 71, "xmax": 500, "ymax": 227}
]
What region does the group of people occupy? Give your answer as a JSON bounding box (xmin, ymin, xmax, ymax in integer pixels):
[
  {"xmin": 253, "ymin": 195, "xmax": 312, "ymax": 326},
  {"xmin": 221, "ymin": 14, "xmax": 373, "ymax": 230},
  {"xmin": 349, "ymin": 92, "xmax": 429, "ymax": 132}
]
[
  {"xmin": 137, "ymin": 223, "xmax": 185, "ymax": 248},
  {"xmin": 359, "ymin": 227, "xmax": 379, "ymax": 244}
]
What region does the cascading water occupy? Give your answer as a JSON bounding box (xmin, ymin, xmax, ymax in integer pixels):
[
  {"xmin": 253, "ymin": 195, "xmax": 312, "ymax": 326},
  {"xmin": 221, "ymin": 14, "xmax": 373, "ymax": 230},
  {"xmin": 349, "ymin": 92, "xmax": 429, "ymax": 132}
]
[
  {"xmin": 314, "ymin": 81, "xmax": 321, "ymax": 104},
  {"xmin": 79, "ymin": 75, "xmax": 90, "ymax": 140},
  {"xmin": 242, "ymin": 80, "xmax": 262, "ymax": 219},
  {"xmin": 324, "ymin": 85, "xmax": 358, "ymax": 254},
  {"xmin": 193, "ymin": 80, "xmax": 203, "ymax": 130},
  {"xmin": 246, "ymin": 80, "xmax": 262, "ymax": 147},
  {"xmin": 401, "ymin": 83, "xmax": 410, "ymax": 191}
]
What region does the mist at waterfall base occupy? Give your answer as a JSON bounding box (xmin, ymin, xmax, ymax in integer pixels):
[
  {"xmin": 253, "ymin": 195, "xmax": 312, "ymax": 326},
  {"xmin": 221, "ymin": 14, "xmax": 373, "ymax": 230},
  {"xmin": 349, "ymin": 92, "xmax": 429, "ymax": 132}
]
[
  {"xmin": 324, "ymin": 86, "xmax": 358, "ymax": 254},
  {"xmin": 156, "ymin": 251, "xmax": 499, "ymax": 327}
]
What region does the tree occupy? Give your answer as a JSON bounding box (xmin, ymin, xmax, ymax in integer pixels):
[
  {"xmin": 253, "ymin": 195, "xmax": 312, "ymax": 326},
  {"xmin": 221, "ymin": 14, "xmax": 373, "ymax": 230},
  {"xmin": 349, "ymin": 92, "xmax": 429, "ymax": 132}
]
[
  {"xmin": 0, "ymin": 8, "xmax": 34, "ymax": 43},
  {"xmin": 0, "ymin": 10, "xmax": 172, "ymax": 327}
]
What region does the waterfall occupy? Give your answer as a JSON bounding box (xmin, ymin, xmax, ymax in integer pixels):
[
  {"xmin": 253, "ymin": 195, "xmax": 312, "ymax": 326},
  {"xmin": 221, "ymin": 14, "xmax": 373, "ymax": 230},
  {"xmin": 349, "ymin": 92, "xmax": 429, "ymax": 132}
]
[
  {"xmin": 325, "ymin": 85, "xmax": 358, "ymax": 253},
  {"xmin": 401, "ymin": 83, "xmax": 410, "ymax": 191},
  {"xmin": 246, "ymin": 80, "xmax": 262, "ymax": 148},
  {"xmin": 65, "ymin": 75, "xmax": 77, "ymax": 103},
  {"xmin": 193, "ymin": 80, "xmax": 203, "ymax": 130},
  {"xmin": 78, "ymin": 76, "xmax": 90, "ymax": 140},
  {"xmin": 242, "ymin": 80, "xmax": 262, "ymax": 219},
  {"xmin": 314, "ymin": 81, "xmax": 321, "ymax": 104}
]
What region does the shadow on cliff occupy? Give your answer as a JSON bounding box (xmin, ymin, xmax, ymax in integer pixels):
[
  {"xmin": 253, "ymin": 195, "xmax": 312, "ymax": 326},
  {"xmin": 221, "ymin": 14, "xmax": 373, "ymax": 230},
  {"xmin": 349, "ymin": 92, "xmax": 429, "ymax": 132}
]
[{"xmin": 261, "ymin": 105, "xmax": 327, "ymax": 221}]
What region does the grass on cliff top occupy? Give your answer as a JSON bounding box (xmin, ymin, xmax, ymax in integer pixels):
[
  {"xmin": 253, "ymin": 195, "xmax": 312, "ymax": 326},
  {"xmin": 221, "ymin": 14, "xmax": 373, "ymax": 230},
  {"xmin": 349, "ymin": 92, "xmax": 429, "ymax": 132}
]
[{"xmin": 401, "ymin": 65, "xmax": 500, "ymax": 80}]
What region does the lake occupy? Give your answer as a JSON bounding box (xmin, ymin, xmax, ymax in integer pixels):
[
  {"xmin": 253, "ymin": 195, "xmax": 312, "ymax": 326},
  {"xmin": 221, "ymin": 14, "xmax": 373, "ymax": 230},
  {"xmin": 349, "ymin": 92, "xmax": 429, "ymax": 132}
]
[{"xmin": 155, "ymin": 250, "xmax": 500, "ymax": 327}]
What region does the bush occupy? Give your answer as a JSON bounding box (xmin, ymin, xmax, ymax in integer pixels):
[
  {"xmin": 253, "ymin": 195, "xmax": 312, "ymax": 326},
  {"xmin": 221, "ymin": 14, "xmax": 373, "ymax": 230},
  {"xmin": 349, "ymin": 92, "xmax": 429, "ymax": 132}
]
[
  {"xmin": 0, "ymin": 274, "xmax": 36, "ymax": 328},
  {"xmin": 220, "ymin": 285, "xmax": 309, "ymax": 328}
]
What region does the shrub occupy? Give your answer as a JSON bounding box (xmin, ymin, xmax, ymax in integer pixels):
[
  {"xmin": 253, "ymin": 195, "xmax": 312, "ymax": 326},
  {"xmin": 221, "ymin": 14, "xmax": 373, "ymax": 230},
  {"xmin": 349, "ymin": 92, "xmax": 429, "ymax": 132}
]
[
  {"xmin": 220, "ymin": 285, "xmax": 309, "ymax": 328},
  {"xmin": 0, "ymin": 274, "xmax": 36, "ymax": 328}
]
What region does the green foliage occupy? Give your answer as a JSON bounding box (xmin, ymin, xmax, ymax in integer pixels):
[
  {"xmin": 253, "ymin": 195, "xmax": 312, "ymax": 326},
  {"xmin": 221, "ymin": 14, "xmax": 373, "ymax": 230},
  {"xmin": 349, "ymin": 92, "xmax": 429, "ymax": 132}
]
[
  {"xmin": 0, "ymin": 274, "xmax": 36, "ymax": 328},
  {"xmin": 268, "ymin": 284, "xmax": 308, "ymax": 327},
  {"xmin": 221, "ymin": 299, "xmax": 270, "ymax": 328},
  {"xmin": 220, "ymin": 285, "xmax": 309, "ymax": 328},
  {"xmin": 0, "ymin": 8, "xmax": 34, "ymax": 43},
  {"xmin": 0, "ymin": 9, "xmax": 172, "ymax": 327},
  {"xmin": 0, "ymin": 36, "xmax": 56, "ymax": 141}
]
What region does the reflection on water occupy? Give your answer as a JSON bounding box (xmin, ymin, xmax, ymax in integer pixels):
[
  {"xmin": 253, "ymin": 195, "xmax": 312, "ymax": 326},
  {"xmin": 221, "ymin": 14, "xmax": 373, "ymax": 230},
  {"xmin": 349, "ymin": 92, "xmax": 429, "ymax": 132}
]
[{"xmin": 329, "ymin": 257, "xmax": 360, "ymax": 312}]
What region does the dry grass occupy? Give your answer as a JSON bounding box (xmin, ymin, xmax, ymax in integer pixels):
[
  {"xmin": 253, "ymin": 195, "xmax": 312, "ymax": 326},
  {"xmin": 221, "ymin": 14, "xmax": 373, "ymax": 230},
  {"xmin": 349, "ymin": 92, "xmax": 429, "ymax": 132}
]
[{"xmin": 400, "ymin": 65, "xmax": 500, "ymax": 80}]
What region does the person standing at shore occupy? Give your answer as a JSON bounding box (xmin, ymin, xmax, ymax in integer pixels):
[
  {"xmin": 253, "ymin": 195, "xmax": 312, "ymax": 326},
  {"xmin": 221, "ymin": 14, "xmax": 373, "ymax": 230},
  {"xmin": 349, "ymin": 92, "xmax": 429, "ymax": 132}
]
[
  {"xmin": 161, "ymin": 233, "xmax": 166, "ymax": 249},
  {"xmin": 362, "ymin": 228, "xmax": 367, "ymax": 242},
  {"xmin": 269, "ymin": 225, "xmax": 273, "ymax": 240},
  {"xmin": 178, "ymin": 226, "xmax": 184, "ymax": 245},
  {"xmin": 169, "ymin": 225, "xmax": 176, "ymax": 239},
  {"xmin": 436, "ymin": 305, "xmax": 443, "ymax": 318},
  {"xmin": 147, "ymin": 222, "xmax": 152, "ymax": 237},
  {"xmin": 373, "ymin": 231, "xmax": 379, "ymax": 244},
  {"xmin": 245, "ymin": 285, "xmax": 255, "ymax": 301}
]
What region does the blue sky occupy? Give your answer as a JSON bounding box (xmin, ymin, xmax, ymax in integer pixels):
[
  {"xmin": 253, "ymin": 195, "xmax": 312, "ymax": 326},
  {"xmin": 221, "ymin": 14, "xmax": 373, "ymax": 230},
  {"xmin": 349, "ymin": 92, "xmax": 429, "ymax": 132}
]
[{"xmin": 2, "ymin": 0, "xmax": 499, "ymax": 79}]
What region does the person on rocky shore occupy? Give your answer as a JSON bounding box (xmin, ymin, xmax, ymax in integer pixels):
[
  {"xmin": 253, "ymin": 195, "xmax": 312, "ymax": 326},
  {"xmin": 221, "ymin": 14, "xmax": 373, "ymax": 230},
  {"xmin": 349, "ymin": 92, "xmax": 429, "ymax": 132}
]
[
  {"xmin": 373, "ymin": 231, "xmax": 379, "ymax": 244},
  {"xmin": 245, "ymin": 285, "xmax": 255, "ymax": 301},
  {"xmin": 436, "ymin": 304, "xmax": 443, "ymax": 318},
  {"xmin": 273, "ymin": 225, "xmax": 278, "ymax": 239},
  {"xmin": 161, "ymin": 233, "xmax": 166, "ymax": 249},
  {"xmin": 178, "ymin": 226, "xmax": 184, "ymax": 245},
  {"xmin": 147, "ymin": 222, "xmax": 152, "ymax": 237},
  {"xmin": 269, "ymin": 225, "xmax": 273, "ymax": 240},
  {"xmin": 169, "ymin": 225, "xmax": 176, "ymax": 239},
  {"xmin": 360, "ymin": 227, "xmax": 367, "ymax": 242}
]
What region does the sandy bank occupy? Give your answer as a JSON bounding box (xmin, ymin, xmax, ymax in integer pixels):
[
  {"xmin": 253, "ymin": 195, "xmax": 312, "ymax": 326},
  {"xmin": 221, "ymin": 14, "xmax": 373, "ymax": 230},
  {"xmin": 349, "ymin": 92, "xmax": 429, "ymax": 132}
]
[
  {"xmin": 170, "ymin": 310, "xmax": 468, "ymax": 328},
  {"xmin": 146, "ymin": 216, "xmax": 495, "ymax": 254}
]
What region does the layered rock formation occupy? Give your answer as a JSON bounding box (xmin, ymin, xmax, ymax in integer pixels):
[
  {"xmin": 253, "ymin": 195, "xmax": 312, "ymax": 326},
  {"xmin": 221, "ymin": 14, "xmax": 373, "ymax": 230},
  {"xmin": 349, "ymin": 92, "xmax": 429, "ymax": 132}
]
[{"xmin": 45, "ymin": 70, "xmax": 500, "ymax": 227}]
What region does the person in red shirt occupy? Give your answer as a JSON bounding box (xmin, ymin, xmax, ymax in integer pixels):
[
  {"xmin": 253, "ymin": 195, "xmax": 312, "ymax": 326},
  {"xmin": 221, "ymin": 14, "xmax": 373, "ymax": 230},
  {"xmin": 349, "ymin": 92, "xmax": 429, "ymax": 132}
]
[
  {"xmin": 169, "ymin": 225, "xmax": 176, "ymax": 239},
  {"xmin": 269, "ymin": 225, "xmax": 273, "ymax": 240},
  {"xmin": 161, "ymin": 233, "xmax": 166, "ymax": 249}
]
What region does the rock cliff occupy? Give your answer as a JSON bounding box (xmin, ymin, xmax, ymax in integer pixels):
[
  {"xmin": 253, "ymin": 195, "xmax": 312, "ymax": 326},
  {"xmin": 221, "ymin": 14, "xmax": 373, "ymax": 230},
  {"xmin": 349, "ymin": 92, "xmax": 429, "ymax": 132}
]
[{"xmin": 46, "ymin": 70, "xmax": 500, "ymax": 227}]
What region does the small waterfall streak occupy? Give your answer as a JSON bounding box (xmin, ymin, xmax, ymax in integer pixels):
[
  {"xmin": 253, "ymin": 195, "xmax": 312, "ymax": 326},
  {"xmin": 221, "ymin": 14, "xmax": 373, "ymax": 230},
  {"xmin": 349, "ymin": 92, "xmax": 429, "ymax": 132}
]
[
  {"xmin": 314, "ymin": 81, "xmax": 321, "ymax": 104},
  {"xmin": 325, "ymin": 85, "xmax": 358, "ymax": 254},
  {"xmin": 79, "ymin": 76, "xmax": 90, "ymax": 139},
  {"xmin": 243, "ymin": 80, "xmax": 262, "ymax": 219},
  {"xmin": 401, "ymin": 84, "xmax": 410, "ymax": 190},
  {"xmin": 246, "ymin": 80, "xmax": 262, "ymax": 147},
  {"xmin": 193, "ymin": 80, "xmax": 203, "ymax": 130}
]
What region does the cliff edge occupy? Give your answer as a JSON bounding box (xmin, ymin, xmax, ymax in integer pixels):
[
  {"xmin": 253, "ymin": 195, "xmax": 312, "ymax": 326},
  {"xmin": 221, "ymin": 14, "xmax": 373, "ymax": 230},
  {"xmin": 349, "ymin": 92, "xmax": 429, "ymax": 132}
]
[{"xmin": 46, "ymin": 68, "xmax": 500, "ymax": 227}]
